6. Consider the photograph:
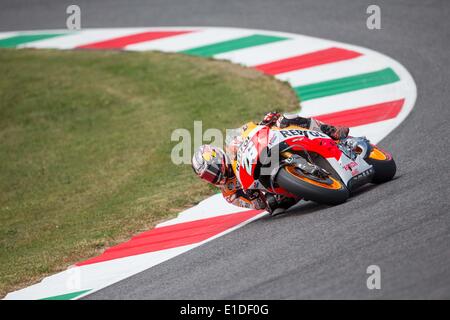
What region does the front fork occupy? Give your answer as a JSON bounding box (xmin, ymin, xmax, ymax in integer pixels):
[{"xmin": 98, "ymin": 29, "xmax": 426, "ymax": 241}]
[
  {"xmin": 338, "ymin": 136, "xmax": 373, "ymax": 160},
  {"xmin": 336, "ymin": 137, "xmax": 376, "ymax": 191}
]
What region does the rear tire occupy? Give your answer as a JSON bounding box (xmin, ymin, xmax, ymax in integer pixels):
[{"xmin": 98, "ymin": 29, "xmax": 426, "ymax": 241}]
[
  {"xmin": 366, "ymin": 147, "xmax": 396, "ymax": 183},
  {"xmin": 275, "ymin": 166, "xmax": 349, "ymax": 205}
]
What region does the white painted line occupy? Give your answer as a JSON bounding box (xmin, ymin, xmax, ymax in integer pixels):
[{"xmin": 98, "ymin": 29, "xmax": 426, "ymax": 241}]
[{"xmin": 0, "ymin": 32, "xmax": 18, "ymax": 40}]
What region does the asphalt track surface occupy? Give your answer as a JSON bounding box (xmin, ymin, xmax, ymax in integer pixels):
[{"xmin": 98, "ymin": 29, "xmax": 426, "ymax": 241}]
[{"xmin": 2, "ymin": 0, "xmax": 449, "ymax": 299}]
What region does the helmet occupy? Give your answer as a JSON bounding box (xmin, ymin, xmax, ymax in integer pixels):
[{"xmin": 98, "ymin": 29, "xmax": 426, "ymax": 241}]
[{"xmin": 192, "ymin": 145, "xmax": 230, "ymax": 185}]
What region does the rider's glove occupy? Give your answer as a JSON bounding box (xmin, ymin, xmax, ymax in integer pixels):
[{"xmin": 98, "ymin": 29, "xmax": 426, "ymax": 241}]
[
  {"xmin": 259, "ymin": 112, "xmax": 281, "ymax": 126},
  {"xmin": 320, "ymin": 124, "xmax": 349, "ymax": 140},
  {"xmin": 276, "ymin": 116, "xmax": 290, "ymax": 128}
]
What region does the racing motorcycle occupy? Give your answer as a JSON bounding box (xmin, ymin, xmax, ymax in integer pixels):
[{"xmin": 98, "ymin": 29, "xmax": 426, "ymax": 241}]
[{"xmin": 229, "ymin": 122, "xmax": 396, "ymax": 205}]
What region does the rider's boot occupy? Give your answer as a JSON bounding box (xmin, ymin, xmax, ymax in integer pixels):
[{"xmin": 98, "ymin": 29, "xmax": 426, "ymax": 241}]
[{"xmin": 265, "ymin": 193, "xmax": 298, "ymax": 216}]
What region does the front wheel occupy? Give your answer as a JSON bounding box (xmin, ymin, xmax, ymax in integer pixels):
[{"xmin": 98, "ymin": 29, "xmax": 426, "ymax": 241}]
[
  {"xmin": 275, "ymin": 165, "xmax": 349, "ymax": 205},
  {"xmin": 366, "ymin": 146, "xmax": 396, "ymax": 183}
]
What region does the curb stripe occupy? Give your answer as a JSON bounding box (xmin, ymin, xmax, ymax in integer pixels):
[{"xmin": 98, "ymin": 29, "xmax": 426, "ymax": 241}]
[
  {"xmin": 314, "ymin": 99, "xmax": 405, "ymax": 127},
  {"xmin": 40, "ymin": 289, "xmax": 92, "ymax": 300},
  {"xmin": 294, "ymin": 68, "xmax": 400, "ymax": 101},
  {"xmin": 126, "ymin": 29, "xmax": 252, "ymax": 52},
  {"xmin": 77, "ymin": 30, "xmax": 193, "ymax": 49},
  {"xmin": 277, "ymin": 55, "xmax": 389, "ymax": 88},
  {"xmin": 18, "ymin": 29, "xmax": 152, "ymax": 49},
  {"xmin": 0, "ymin": 33, "xmax": 70, "ymax": 48},
  {"xmin": 76, "ymin": 209, "xmax": 263, "ymax": 266},
  {"xmin": 254, "ymin": 47, "xmax": 362, "ymax": 75},
  {"xmin": 181, "ymin": 34, "xmax": 288, "ymax": 57},
  {"xmin": 299, "ymin": 82, "xmax": 407, "ymax": 117},
  {"xmin": 214, "ymin": 37, "xmax": 330, "ymax": 67}
]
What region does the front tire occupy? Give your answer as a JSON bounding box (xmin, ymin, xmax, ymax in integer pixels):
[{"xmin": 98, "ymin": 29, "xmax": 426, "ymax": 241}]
[
  {"xmin": 366, "ymin": 147, "xmax": 396, "ymax": 183},
  {"xmin": 275, "ymin": 165, "xmax": 349, "ymax": 205}
]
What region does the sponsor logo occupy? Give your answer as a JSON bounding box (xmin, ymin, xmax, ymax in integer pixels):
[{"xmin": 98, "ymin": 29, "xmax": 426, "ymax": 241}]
[
  {"xmin": 279, "ymin": 129, "xmax": 329, "ymax": 139},
  {"xmin": 343, "ymin": 161, "xmax": 358, "ymax": 171}
]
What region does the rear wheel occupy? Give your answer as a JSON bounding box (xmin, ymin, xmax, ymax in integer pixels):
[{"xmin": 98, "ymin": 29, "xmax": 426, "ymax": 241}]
[
  {"xmin": 275, "ymin": 165, "xmax": 349, "ymax": 205},
  {"xmin": 366, "ymin": 147, "xmax": 396, "ymax": 183}
]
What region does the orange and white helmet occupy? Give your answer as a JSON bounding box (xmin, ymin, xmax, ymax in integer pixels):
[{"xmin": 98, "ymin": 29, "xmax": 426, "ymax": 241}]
[{"xmin": 192, "ymin": 145, "xmax": 231, "ymax": 185}]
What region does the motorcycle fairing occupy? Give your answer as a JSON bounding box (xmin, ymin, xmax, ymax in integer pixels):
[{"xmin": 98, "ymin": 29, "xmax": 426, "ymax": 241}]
[{"xmin": 233, "ymin": 123, "xmax": 374, "ymax": 191}]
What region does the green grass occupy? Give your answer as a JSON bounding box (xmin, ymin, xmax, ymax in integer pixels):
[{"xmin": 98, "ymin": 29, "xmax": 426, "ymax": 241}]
[{"xmin": 0, "ymin": 48, "xmax": 299, "ymax": 297}]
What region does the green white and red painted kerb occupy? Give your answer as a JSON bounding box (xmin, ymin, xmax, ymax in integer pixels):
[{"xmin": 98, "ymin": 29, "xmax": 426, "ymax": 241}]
[{"xmin": 1, "ymin": 27, "xmax": 416, "ymax": 300}]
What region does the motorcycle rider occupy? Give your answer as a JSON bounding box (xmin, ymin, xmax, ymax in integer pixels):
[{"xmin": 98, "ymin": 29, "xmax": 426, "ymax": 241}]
[{"xmin": 191, "ymin": 112, "xmax": 349, "ymax": 215}]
